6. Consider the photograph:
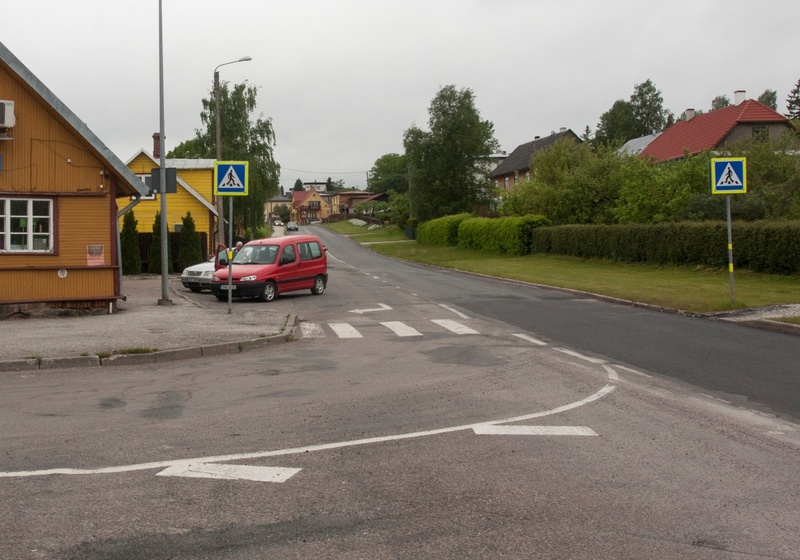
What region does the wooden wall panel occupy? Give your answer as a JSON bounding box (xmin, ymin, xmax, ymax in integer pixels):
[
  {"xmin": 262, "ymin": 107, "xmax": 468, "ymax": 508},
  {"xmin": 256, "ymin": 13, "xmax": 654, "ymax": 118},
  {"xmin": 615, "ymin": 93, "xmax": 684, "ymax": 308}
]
[{"xmin": 0, "ymin": 267, "xmax": 115, "ymax": 303}]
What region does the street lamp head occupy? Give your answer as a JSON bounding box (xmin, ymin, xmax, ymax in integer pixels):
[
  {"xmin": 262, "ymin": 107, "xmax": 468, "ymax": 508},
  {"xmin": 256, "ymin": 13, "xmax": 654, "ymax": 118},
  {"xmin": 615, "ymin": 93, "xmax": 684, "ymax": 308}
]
[{"xmin": 239, "ymin": 56, "xmax": 252, "ymax": 62}]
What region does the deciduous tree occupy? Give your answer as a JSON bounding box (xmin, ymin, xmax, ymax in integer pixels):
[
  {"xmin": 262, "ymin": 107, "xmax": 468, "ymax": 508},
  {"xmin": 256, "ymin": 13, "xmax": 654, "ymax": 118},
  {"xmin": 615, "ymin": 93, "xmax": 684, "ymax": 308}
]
[
  {"xmin": 368, "ymin": 153, "xmax": 409, "ymax": 193},
  {"xmin": 403, "ymin": 85, "xmax": 499, "ymax": 221}
]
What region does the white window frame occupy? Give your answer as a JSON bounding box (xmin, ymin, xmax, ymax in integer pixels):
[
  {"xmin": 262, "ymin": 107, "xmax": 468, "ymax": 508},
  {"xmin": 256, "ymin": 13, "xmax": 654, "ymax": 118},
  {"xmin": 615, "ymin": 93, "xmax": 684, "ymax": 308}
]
[{"xmin": 0, "ymin": 197, "xmax": 54, "ymax": 253}]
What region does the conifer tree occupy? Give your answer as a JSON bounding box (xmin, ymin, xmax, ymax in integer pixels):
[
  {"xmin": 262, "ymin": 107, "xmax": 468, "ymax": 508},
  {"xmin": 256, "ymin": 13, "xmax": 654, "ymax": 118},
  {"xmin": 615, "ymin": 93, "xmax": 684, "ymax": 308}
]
[
  {"xmin": 786, "ymin": 79, "xmax": 800, "ymax": 120},
  {"xmin": 177, "ymin": 212, "xmax": 203, "ymax": 270},
  {"xmin": 147, "ymin": 212, "xmax": 172, "ymax": 274},
  {"xmin": 120, "ymin": 210, "xmax": 141, "ymax": 275}
]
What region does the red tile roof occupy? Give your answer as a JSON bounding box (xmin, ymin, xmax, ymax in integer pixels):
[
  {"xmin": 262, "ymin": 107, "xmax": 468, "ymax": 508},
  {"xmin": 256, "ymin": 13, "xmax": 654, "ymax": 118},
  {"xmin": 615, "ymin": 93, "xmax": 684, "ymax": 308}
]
[
  {"xmin": 292, "ymin": 190, "xmax": 311, "ymax": 208},
  {"xmin": 640, "ymin": 100, "xmax": 790, "ymax": 162}
]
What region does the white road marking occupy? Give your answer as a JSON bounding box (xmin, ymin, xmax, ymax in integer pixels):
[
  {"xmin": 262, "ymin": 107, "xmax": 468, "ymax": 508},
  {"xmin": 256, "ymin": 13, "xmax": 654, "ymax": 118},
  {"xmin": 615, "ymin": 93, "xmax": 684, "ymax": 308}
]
[
  {"xmin": 473, "ymin": 425, "xmax": 598, "ymax": 436},
  {"xmin": 437, "ymin": 303, "xmax": 470, "ymax": 319},
  {"xmin": 329, "ymin": 323, "xmax": 363, "ymax": 338},
  {"xmin": 431, "ymin": 319, "xmax": 479, "ymax": 335},
  {"xmin": 614, "ymin": 364, "xmax": 652, "ymax": 378},
  {"xmin": 555, "ymin": 348, "xmax": 607, "ymax": 364},
  {"xmin": 512, "ymin": 333, "xmax": 548, "ymax": 346},
  {"xmin": 381, "ymin": 321, "xmax": 422, "ymax": 337},
  {"xmin": 349, "ymin": 303, "xmax": 392, "ymax": 314},
  {"xmin": 157, "ymin": 463, "xmax": 300, "ymax": 483},
  {"xmin": 300, "ymin": 322, "xmax": 325, "ymax": 338},
  {"xmin": 0, "ymin": 377, "xmax": 616, "ymax": 479}
]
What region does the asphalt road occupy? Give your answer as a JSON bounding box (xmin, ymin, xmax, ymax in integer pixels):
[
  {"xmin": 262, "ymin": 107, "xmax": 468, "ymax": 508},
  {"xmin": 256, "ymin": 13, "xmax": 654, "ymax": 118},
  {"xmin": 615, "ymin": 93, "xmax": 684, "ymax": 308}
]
[
  {"xmin": 312, "ymin": 227, "xmax": 800, "ymax": 423},
  {"xmin": 1, "ymin": 225, "xmax": 798, "ymax": 559}
]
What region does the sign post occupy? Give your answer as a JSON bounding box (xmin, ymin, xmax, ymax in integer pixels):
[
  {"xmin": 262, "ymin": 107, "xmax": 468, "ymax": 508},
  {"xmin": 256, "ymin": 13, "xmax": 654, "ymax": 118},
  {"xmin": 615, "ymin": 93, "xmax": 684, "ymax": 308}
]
[
  {"xmin": 710, "ymin": 157, "xmax": 746, "ymax": 304},
  {"xmin": 214, "ymin": 162, "xmax": 249, "ymax": 314}
]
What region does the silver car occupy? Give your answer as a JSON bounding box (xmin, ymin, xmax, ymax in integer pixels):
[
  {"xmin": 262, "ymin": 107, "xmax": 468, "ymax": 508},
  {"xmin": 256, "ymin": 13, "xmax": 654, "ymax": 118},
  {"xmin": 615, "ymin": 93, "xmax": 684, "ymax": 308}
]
[{"xmin": 180, "ymin": 256, "xmax": 216, "ymax": 292}]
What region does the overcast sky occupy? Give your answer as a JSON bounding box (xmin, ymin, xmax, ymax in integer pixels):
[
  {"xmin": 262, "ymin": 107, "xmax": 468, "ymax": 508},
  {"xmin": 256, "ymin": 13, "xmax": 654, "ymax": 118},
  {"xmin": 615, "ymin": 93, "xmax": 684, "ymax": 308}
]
[{"xmin": 4, "ymin": 1, "xmax": 800, "ymax": 191}]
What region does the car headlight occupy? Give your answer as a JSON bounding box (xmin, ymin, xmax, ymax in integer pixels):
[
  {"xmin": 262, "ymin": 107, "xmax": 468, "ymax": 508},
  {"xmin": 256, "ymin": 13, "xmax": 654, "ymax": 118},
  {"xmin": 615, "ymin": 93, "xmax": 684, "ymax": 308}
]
[
  {"xmin": 241, "ymin": 275, "xmax": 257, "ymax": 281},
  {"xmin": 181, "ymin": 269, "xmax": 189, "ymax": 276},
  {"xmin": 202, "ymin": 270, "xmax": 213, "ymax": 277},
  {"xmin": 212, "ymin": 276, "xmax": 221, "ymax": 282}
]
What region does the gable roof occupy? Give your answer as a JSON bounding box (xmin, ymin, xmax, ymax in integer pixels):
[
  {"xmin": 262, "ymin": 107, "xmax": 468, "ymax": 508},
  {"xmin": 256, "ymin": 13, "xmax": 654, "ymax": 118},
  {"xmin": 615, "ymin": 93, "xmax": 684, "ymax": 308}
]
[
  {"xmin": 125, "ymin": 150, "xmax": 217, "ymax": 215},
  {"xmin": 619, "ymin": 132, "xmax": 662, "ymax": 156},
  {"xmin": 641, "ymin": 100, "xmax": 792, "ymax": 162},
  {"xmin": 0, "ymin": 41, "xmax": 148, "ymax": 197},
  {"xmin": 491, "ymin": 129, "xmax": 581, "ymax": 178}
]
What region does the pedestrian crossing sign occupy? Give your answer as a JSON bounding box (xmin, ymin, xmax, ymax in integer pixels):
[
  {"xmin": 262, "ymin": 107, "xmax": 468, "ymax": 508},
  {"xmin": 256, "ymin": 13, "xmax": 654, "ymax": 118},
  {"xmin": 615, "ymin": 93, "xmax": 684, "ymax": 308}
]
[
  {"xmin": 214, "ymin": 161, "xmax": 249, "ymax": 196},
  {"xmin": 710, "ymin": 157, "xmax": 746, "ymax": 195}
]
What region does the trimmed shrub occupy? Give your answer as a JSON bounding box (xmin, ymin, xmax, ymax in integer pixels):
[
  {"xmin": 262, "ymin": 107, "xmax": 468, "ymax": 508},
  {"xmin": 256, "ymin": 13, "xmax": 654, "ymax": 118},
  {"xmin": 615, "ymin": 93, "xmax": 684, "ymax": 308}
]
[
  {"xmin": 458, "ymin": 215, "xmax": 551, "ymax": 256},
  {"xmin": 417, "ymin": 213, "xmax": 471, "ymax": 246},
  {"xmin": 177, "ymin": 212, "xmax": 203, "ymax": 270},
  {"xmin": 121, "ymin": 210, "xmax": 142, "ymax": 275},
  {"xmin": 529, "ymin": 221, "xmax": 800, "ymax": 274}
]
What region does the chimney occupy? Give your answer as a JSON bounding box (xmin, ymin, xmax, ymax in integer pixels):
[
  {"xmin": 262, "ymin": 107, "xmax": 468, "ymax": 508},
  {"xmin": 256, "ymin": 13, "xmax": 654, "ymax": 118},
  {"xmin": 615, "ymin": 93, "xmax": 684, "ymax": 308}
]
[
  {"xmin": 685, "ymin": 108, "xmax": 695, "ymax": 121},
  {"xmin": 152, "ymin": 132, "xmax": 161, "ymax": 159},
  {"xmin": 559, "ymin": 127, "xmax": 567, "ymax": 132},
  {"xmin": 734, "ymin": 90, "xmax": 746, "ymax": 105}
]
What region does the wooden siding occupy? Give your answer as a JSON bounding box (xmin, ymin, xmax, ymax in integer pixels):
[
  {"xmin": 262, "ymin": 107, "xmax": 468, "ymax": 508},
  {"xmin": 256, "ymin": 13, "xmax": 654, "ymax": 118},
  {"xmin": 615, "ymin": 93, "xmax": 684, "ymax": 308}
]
[
  {"xmin": 0, "ymin": 267, "xmax": 116, "ymax": 303},
  {"xmin": 0, "ymin": 66, "xmax": 110, "ymax": 196}
]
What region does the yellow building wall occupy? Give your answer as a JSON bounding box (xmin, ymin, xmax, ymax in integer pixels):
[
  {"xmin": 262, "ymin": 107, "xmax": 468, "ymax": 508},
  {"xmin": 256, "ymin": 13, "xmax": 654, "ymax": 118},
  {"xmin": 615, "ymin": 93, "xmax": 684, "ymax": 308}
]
[{"xmin": 122, "ymin": 154, "xmax": 214, "ymax": 249}]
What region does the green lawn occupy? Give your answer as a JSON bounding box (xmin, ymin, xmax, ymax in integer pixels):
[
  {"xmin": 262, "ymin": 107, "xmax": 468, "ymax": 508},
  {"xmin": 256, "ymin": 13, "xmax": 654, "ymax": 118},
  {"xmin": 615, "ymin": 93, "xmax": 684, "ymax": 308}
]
[{"xmin": 326, "ymin": 221, "xmax": 800, "ymax": 314}]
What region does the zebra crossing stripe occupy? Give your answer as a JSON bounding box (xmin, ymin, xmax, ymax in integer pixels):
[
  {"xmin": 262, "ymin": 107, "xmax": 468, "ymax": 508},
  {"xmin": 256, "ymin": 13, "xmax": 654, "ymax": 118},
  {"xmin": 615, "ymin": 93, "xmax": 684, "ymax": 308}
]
[
  {"xmin": 328, "ymin": 323, "xmax": 363, "ymax": 338},
  {"xmin": 380, "ymin": 321, "xmax": 423, "ymax": 337},
  {"xmin": 300, "ymin": 322, "xmax": 325, "ymax": 338},
  {"xmin": 431, "ymin": 319, "xmax": 478, "ymax": 335}
]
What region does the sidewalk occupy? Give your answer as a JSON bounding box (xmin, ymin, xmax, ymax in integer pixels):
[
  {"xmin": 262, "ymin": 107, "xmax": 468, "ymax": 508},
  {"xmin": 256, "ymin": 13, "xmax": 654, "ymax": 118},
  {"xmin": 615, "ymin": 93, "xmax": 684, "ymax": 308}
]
[{"xmin": 2, "ymin": 276, "xmax": 294, "ymax": 370}]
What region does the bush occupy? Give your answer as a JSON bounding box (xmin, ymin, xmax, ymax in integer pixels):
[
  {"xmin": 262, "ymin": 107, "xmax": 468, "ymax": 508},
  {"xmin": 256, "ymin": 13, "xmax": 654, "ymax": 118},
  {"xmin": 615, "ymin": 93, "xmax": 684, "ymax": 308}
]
[
  {"xmin": 417, "ymin": 213, "xmax": 471, "ymax": 246},
  {"xmin": 177, "ymin": 212, "xmax": 203, "ymax": 270},
  {"xmin": 458, "ymin": 215, "xmax": 551, "ymax": 256},
  {"xmin": 121, "ymin": 210, "xmax": 142, "ymax": 275},
  {"xmin": 529, "ymin": 221, "xmax": 800, "ymax": 274}
]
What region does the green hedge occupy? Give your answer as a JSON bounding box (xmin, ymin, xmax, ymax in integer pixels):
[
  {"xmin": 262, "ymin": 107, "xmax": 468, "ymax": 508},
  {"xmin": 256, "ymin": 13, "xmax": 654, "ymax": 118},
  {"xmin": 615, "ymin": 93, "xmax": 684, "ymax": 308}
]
[
  {"xmin": 417, "ymin": 213, "xmax": 472, "ymax": 246},
  {"xmin": 530, "ymin": 221, "xmax": 800, "ymax": 274},
  {"xmin": 458, "ymin": 215, "xmax": 551, "ymax": 256}
]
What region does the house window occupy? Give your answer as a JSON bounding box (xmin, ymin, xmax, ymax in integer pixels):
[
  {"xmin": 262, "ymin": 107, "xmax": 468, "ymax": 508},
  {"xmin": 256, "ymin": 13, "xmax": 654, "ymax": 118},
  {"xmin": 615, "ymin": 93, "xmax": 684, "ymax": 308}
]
[
  {"xmin": 131, "ymin": 174, "xmax": 156, "ymax": 200},
  {"xmin": 752, "ymin": 126, "xmax": 769, "ymax": 142},
  {"xmin": 504, "ymin": 177, "xmax": 510, "ymax": 190},
  {"xmin": 0, "ymin": 197, "xmax": 53, "ymax": 252}
]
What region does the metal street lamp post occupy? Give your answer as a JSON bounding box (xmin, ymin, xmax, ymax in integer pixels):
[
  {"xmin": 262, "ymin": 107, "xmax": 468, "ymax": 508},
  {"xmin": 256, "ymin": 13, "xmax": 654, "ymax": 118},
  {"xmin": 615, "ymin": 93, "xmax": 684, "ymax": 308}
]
[{"xmin": 214, "ymin": 56, "xmax": 252, "ymax": 247}]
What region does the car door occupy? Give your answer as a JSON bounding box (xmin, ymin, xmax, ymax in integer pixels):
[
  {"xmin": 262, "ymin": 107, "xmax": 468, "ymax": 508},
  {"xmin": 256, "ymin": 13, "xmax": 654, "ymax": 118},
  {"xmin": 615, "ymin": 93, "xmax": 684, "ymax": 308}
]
[
  {"xmin": 296, "ymin": 239, "xmax": 326, "ymax": 289},
  {"xmin": 275, "ymin": 242, "xmax": 304, "ymax": 293}
]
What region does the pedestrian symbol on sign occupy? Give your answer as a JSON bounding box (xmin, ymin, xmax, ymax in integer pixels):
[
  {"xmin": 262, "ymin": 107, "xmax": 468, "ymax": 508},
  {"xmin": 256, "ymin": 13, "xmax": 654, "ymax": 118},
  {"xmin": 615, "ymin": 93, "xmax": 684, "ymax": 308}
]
[{"xmin": 214, "ymin": 161, "xmax": 249, "ymax": 196}]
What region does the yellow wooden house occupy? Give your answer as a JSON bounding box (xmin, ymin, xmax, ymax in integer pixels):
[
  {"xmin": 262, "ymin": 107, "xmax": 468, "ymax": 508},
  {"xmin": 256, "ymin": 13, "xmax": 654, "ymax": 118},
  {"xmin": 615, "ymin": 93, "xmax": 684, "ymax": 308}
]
[
  {"xmin": 0, "ymin": 41, "xmax": 148, "ymax": 316},
  {"xmin": 124, "ymin": 135, "xmax": 217, "ymax": 255}
]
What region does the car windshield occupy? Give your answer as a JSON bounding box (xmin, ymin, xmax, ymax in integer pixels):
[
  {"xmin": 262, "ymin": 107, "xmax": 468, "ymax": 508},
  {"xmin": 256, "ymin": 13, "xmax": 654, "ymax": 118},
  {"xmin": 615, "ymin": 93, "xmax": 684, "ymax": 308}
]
[{"xmin": 232, "ymin": 245, "xmax": 278, "ymax": 265}]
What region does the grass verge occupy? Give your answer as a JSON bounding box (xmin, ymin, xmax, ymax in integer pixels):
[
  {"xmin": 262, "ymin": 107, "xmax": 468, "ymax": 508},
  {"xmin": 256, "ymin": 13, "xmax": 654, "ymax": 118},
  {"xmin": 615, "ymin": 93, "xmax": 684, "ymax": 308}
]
[{"xmin": 369, "ymin": 241, "xmax": 798, "ymax": 314}]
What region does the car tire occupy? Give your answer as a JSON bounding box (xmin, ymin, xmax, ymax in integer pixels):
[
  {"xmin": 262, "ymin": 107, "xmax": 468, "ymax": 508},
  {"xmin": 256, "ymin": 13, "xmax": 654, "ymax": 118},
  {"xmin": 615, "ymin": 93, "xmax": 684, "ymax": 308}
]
[
  {"xmin": 311, "ymin": 275, "xmax": 326, "ymax": 295},
  {"xmin": 259, "ymin": 280, "xmax": 277, "ymax": 302}
]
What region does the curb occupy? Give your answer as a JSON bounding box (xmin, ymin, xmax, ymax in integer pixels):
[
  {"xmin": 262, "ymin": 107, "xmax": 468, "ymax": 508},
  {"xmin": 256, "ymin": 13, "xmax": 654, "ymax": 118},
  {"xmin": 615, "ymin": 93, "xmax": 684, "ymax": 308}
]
[{"xmin": 1, "ymin": 315, "xmax": 298, "ymax": 373}]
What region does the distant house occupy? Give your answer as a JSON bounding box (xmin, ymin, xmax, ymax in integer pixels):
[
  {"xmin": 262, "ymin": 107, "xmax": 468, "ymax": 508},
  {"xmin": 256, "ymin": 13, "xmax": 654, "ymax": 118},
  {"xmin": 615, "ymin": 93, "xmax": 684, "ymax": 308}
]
[
  {"xmin": 619, "ymin": 132, "xmax": 662, "ymax": 156},
  {"xmin": 491, "ymin": 128, "xmax": 581, "ymax": 190},
  {"xmin": 641, "ymin": 91, "xmax": 799, "ymax": 162},
  {"xmin": 125, "ymin": 134, "xmax": 217, "ymax": 254},
  {"xmin": 330, "ymin": 190, "xmax": 374, "ymax": 216},
  {"xmin": 291, "ymin": 190, "xmax": 331, "ymax": 224},
  {"xmin": 264, "ymin": 193, "xmax": 292, "ymax": 223},
  {"xmin": 1, "ymin": 41, "xmax": 148, "ymax": 316}
]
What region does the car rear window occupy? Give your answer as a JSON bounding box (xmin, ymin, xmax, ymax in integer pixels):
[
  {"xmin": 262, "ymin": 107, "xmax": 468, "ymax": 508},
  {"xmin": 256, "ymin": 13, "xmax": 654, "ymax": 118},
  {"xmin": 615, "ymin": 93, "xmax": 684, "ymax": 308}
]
[{"xmin": 298, "ymin": 241, "xmax": 322, "ymax": 261}]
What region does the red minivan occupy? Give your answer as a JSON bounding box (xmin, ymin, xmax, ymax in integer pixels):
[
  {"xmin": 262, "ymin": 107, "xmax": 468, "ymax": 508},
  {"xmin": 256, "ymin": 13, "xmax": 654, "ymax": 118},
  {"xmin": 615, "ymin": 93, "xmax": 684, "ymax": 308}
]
[{"xmin": 211, "ymin": 235, "xmax": 327, "ymax": 302}]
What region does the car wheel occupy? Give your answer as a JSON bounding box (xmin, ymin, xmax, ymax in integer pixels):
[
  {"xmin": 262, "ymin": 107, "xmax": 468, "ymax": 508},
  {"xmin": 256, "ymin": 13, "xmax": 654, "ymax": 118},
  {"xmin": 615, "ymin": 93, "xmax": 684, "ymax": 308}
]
[
  {"xmin": 311, "ymin": 275, "xmax": 326, "ymax": 295},
  {"xmin": 259, "ymin": 280, "xmax": 277, "ymax": 302}
]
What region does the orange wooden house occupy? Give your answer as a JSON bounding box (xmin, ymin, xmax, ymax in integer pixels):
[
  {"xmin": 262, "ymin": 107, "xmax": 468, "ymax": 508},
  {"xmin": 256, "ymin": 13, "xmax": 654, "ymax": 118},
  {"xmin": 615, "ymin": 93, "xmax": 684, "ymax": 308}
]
[{"xmin": 0, "ymin": 41, "xmax": 148, "ymax": 317}]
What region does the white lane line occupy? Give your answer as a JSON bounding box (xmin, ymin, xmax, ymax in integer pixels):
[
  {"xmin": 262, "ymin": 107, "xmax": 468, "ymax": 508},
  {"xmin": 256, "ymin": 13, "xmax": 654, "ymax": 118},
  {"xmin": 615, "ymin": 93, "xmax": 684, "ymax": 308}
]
[
  {"xmin": 328, "ymin": 323, "xmax": 363, "ymax": 339},
  {"xmin": 380, "ymin": 321, "xmax": 423, "ymax": 337},
  {"xmin": 157, "ymin": 463, "xmax": 300, "ymax": 483},
  {"xmin": 555, "ymin": 348, "xmax": 607, "ymax": 364},
  {"xmin": 437, "ymin": 303, "xmax": 470, "ymax": 319},
  {"xmin": 473, "ymin": 425, "xmax": 598, "ymax": 436},
  {"xmin": 431, "ymin": 319, "xmax": 479, "ymax": 335},
  {"xmin": 513, "ymin": 333, "xmax": 548, "ymax": 346},
  {"xmin": 614, "ymin": 364, "xmax": 652, "ymax": 378},
  {"xmin": 0, "ymin": 382, "xmax": 616, "ymax": 479},
  {"xmin": 300, "ymin": 322, "xmax": 325, "ymax": 338}
]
